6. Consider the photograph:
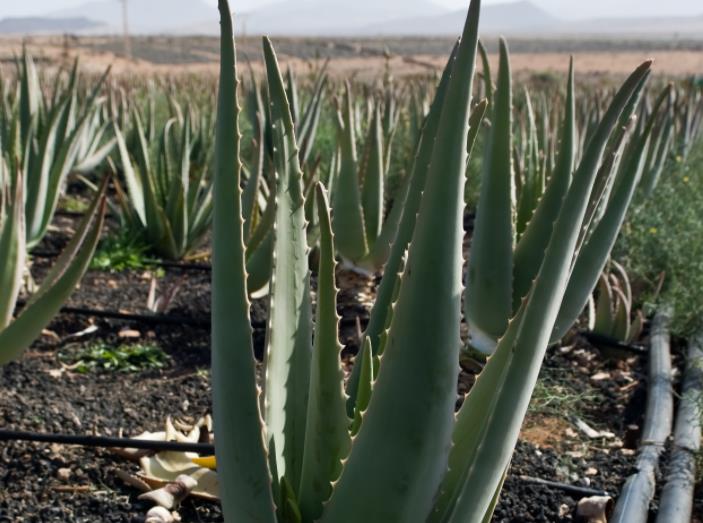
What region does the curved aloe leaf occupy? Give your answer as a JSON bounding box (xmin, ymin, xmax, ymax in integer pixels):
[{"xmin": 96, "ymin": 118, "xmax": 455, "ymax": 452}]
[
  {"xmin": 332, "ymin": 83, "xmax": 367, "ymax": 262},
  {"xmin": 321, "ymin": 1, "xmax": 481, "ymax": 519},
  {"xmin": 512, "ymin": 59, "xmax": 575, "ymax": 310},
  {"xmin": 433, "ymin": 60, "xmax": 652, "ymax": 521},
  {"xmin": 361, "ymin": 106, "xmax": 384, "ymax": 249},
  {"xmin": 262, "ymin": 35, "xmax": 313, "ymax": 491},
  {"xmin": 298, "ymin": 183, "xmax": 351, "ymax": 522},
  {"xmin": 348, "ymin": 64, "xmax": 455, "ymax": 413},
  {"xmin": 210, "ymin": 3, "xmax": 276, "ymax": 521},
  {"xmin": 551, "ymin": 73, "xmax": 657, "ymax": 343},
  {"xmin": 0, "ymin": 168, "xmax": 26, "ymax": 329},
  {"xmin": 465, "ymin": 37, "xmax": 514, "ymax": 354},
  {"xmin": 0, "ymin": 178, "xmax": 106, "ymax": 365},
  {"xmin": 593, "ymin": 275, "xmax": 614, "ymax": 334}
]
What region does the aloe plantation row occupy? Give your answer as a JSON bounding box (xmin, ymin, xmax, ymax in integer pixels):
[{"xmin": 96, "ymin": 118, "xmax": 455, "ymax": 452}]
[{"xmin": 1, "ymin": 0, "xmax": 703, "ymax": 520}]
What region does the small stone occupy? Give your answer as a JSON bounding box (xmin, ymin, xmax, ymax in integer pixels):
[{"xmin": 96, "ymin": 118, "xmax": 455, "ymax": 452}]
[
  {"xmin": 590, "ymin": 371, "xmax": 610, "ymax": 382},
  {"xmin": 57, "ymin": 468, "xmax": 72, "ymax": 482},
  {"xmin": 118, "ymin": 329, "xmax": 141, "ymax": 339},
  {"xmin": 558, "ymin": 504, "xmax": 570, "ymax": 517},
  {"xmin": 585, "ymin": 467, "xmax": 598, "ymax": 476}
]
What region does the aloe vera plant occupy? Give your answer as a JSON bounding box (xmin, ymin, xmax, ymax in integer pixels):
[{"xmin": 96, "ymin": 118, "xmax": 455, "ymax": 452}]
[
  {"xmin": 113, "ymin": 110, "xmax": 213, "ymax": 261},
  {"xmin": 589, "ymin": 261, "xmax": 643, "ymax": 345},
  {"xmin": 466, "ymin": 40, "xmax": 663, "ymax": 353},
  {"xmin": 211, "ymin": 0, "xmax": 653, "ymax": 520},
  {"xmin": 0, "ymin": 53, "xmax": 114, "ymax": 247},
  {"xmin": 327, "ymin": 82, "xmax": 406, "ymax": 270},
  {"xmin": 0, "ymin": 167, "xmax": 106, "ymax": 365}
]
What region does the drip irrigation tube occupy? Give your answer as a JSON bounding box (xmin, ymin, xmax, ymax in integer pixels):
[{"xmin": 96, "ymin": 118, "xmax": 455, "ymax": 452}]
[
  {"xmin": 655, "ymin": 334, "xmax": 703, "ymax": 523},
  {"xmin": 19, "ymin": 302, "xmax": 368, "ymax": 331},
  {"xmin": 0, "ymin": 429, "xmax": 214, "ymax": 455},
  {"xmin": 611, "ymin": 308, "xmax": 674, "ymax": 523},
  {"xmin": 580, "ymin": 331, "xmax": 647, "ymax": 355}
]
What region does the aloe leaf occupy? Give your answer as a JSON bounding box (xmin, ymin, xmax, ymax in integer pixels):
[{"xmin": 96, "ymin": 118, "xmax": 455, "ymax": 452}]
[
  {"xmin": 19, "ymin": 51, "xmax": 40, "ymax": 146},
  {"xmin": 321, "ymin": 1, "xmax": 480, "ymax": 519},
  {"xmin": 434, "ymin": 60, "xmax": 652, "ymax": 521},
  {"xmin": 0, "ymin": 168, "xmax": 25, "ymax": 329},
  {"xmin": 478, "ymin": 40, "xmax": 493, "ymax": 107},
  {"xmin": 114, "ymin": 123, "xmax": 146, "ymax": 225},
  {"xmin": 512, "ymin": 60, "xmax": 575, "ymax": 310},
  {"xmin": 551, "ymin": 71, "xmax": 655, "ymax": 343},
  {"xmin": 467, "ymin": 100, "xmax": 489, "ymax": 158},
  {"xmin": 246, "ymin": 231, "xmax": 274, "ymax": 295},
  {"xmin": 360, "ymin": 106, "xmax": 384, "ymax": 249},
  {"xmin": 348, "ymin": 40, "xmax": 459, "ymax": 416},
  {"xmin": 298, "ymin": 183, "xmax": 351, "ymax": 522},
  {"xmin": 611, "ymin": 287, "xmax": 630, "ymax": 341},
  {"xmin": 332, "ymin": 83, "xmax": 367, "ymax": 262},
  {"xmin": 350, "ymin": 337, "xmax": 374, "ymax": 437},
  {"xmin": 0, "ymin": 183, "xmax": 105, "ymax": 365},
  {"xmin": 262, "ymin": 35, "xmax": 313, "ymax": 491},
  {"xmin": 465, "ymin": 37, "xmax": 514, "ymax": 354},
  {"xmin": 210, "ymin": 3, "xmax": 276, "ymax": 520},
  {"xmin": 593, "ymin": 275, "xmax": 614, "ymax": 335},
  {"xmin": 242, "ymin": 139, "xmax": 263, "ymax": 243},
  {"xmin": 368, "ymin": 169, "xmax": 410, "ymax": 270},
  {"xmin": 25, "ymin": 99, "xmax": 65, "ymax": 245}
]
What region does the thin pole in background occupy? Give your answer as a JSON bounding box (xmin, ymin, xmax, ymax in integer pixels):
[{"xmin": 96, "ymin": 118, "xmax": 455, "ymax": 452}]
[{"xmin": 121, "ymin": 0, "xmax": 132, "ymax": 60}]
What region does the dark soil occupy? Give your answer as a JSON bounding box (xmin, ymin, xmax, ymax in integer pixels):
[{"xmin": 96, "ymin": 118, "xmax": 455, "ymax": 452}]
[{"xmin": 0, "ymin": 213, "xmax": 688, "ymax": 522}]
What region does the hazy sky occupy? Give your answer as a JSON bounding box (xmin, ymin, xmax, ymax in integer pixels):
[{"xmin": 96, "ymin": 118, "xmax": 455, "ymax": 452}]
[{"xmin": 1, "ymin": 0, "xmax": 701, "ymax": 20}]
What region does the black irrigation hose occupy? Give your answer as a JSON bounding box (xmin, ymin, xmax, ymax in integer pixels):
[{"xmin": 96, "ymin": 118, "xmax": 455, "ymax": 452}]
[
  {"xmin": 0, "ymin": 429, "xmax": 214, "ymax": 455},
  {"xmin": 517, "ymin": 475, "xmax": 611, "ymax": 499},
  {"xmin": 611, "ymin": 308, "xmax": 674, "ymax": 523},
  {"xmin": 37, "ymin": 304, "xmax": 368, "ymax": 331},
  {"xmin": 579, "ymin": 331, "xmax": 648, "ymax": 355},
  {"xmin": 58, "ymin": 306, "xmax": 212, "ymax": 329}
]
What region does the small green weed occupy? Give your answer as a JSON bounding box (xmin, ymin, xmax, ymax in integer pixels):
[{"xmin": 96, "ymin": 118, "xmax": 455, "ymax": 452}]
[
  {"xmin": 529, "ymin": 369, "xmax": 596, "ymax": 420},
  {"xmin": 91, "ymin": 231, "xmax": 155, "ymax": 272},
  {"xmin": 63, "ymin": 343, "xmax": 169, "ymax": 373},
  {"xmin": 616, "ymin": 140, "xmax": 703, "ymax": 335},
  {"xmin": 60, "ymin": 195, "xmax": 90, "ymax": 213}
]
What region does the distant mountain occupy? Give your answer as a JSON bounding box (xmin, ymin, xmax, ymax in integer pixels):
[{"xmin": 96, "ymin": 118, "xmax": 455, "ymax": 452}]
[
  {"xmin": 230, "ymin": 0, "xmax": 447, "ymax": 36},
  {"xmin": 360, "ymin": 1, "xmax": 703, "ymax": 37},
  {"xmin": 0, "ymin": 16, "xmax": 104, "ymax": 34},
  {"xmin": 362, "ymin": 1, "xmax": 558, "ymax": 36},
  {"xmin": 50, "ymin": 0, "xmax": 217, "ymax": 34},
  {"xmin": 572, "ymin": 14, "xmax": 703, "ymax": 36},
  {"xmin": 8, "ymin": 0, "xmax": 703, "ymax": 37}
]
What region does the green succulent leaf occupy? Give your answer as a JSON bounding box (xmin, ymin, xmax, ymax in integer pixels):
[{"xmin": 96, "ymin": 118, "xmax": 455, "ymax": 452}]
[
  {"xmin": 262, "ymin": 35, "xmax": 313, "ymax": 491},
  {"xmin": 321, "ymin": 1, "xmax": 480, "ymax": 519},
  {"xmin": 465, "ymin": 38, "xmax": 514, "ymax": 354},
  {"xmin": 210, "ymin": 3, "xmax": 276, "ymax": 520},
  {"xmin": 297, "ymin": 183, "xmax": 351, "ymax": 522}
]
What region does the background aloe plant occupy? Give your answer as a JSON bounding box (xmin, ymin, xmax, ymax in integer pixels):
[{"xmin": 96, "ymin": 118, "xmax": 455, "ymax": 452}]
[
  {"xmin": 0, "ymin": 53, "xmax": 114, "ymax": 248},
  {"xmin": 0, "ymin": 169, "xmax": 106, "ymax": 365},
  {"xmin": 327, "ymin": 81, "xmax": 405, "ymax": 270},
  {"xmin": 589, "ymin": 260, "xmax": 644, "ymax": 345},
  {"xmin": 113, "ymin": 109, "xmax": 213, "ymax": 261},
  {"xmin": 466, "ymin": 43, "xmax": 666, "ymax": 353},
  {"xmin": 211, "ymin": 0, "xmax": 654, "ymax": 521}
]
